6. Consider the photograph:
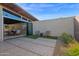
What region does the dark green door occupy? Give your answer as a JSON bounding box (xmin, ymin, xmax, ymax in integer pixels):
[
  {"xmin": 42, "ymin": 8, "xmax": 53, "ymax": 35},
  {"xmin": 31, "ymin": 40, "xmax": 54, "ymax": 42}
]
[{"xmin": 27, "ymin": 22, "xmax": 33, "ymax": 35}]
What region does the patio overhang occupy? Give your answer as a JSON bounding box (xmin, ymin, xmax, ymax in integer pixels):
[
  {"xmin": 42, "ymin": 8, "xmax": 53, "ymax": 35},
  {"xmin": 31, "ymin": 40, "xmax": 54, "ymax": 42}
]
[{"xmin": 0, "ymin": 3, "xmax": 38, "ymax": 21}]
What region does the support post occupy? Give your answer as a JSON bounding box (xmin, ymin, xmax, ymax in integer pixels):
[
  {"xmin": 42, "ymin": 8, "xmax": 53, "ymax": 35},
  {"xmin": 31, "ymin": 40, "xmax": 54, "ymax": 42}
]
[{"xmin": 0, "ymin": 6, "xmax": 3, "ymax": 41}]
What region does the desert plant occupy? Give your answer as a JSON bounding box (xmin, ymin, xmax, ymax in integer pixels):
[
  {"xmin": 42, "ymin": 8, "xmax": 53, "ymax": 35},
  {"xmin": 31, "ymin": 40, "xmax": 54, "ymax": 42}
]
[
  {"xmin": 60, "ymin": 33, "xmax": 74, "ymax": 44},
  {"xmin": 64, "ymin": 41, "xmax": 79, "ymax": 56}
]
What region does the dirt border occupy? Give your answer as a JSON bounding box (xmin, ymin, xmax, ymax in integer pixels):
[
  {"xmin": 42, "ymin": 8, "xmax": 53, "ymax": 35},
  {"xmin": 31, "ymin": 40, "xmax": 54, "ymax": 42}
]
[{"xmin": 53, "ymin": 40, "xmax": 64, "ymax": 56}]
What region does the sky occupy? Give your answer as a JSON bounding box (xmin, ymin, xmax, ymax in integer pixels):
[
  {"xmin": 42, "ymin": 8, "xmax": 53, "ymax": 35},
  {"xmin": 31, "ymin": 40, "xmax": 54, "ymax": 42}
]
[{"xmin": 17, "ymin": 3, "xmax": 79, "ymax": 20}]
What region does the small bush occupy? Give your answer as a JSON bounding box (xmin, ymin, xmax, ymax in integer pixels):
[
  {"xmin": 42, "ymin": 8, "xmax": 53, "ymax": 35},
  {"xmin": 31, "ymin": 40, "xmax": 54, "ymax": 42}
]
[
  {"xmin": 60, "ymin": 33, "xmax": 74, "ymax": 44},
  {"xmin": 64, "ymin": 41, "xmax": 79, "ymax": 56},
  {"xmin": 59, "ymin": 33, "xmax": 79, "ymax": 56}
]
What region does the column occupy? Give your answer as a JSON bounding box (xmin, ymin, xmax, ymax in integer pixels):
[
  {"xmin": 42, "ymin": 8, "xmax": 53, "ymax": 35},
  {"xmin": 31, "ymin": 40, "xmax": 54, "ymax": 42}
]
[{"xmin": 0, "ymin": 6, "xmax": 3, "ymax": 41}]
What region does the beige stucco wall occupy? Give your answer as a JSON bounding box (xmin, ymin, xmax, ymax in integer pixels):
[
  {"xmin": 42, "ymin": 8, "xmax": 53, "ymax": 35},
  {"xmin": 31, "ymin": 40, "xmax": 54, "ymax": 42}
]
[
  {"xmin": 0, "ymin": 5, "xmax": 3, "ymax": 41},
  {"xmin": 33, "ymin": 17, "xmax": 74, "ymax": 37},
  {"xmin": 74, "ymin": 16, "xmax": 79, "ymax": 40}
]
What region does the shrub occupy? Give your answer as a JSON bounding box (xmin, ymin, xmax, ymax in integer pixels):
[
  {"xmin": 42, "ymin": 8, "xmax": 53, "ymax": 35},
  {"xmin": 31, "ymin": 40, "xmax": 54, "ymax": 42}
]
[
  {"xmin": 60, "ymin": 33, "xmax": 74, "ymax": 44},
  {"xmin": 59, "ymin": 33, "xmax": 79, "ymax": 56},
  {"xmin": 64, "ymin": 41, "xmax": 79, "ymax": 56}
]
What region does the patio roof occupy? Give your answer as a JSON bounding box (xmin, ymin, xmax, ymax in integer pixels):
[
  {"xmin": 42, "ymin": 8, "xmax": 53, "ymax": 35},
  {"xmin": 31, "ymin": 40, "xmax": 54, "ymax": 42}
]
[{"xmin": 0, "ymin": 3, "xmax": 38, "ymax": 21}]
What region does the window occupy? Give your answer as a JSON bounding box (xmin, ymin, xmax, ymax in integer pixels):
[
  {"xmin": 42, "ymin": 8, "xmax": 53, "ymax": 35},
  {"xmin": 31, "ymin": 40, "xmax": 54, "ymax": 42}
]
[{"xmin": 3, "ymin": 9, "xmax": 21, "ymax": 20}]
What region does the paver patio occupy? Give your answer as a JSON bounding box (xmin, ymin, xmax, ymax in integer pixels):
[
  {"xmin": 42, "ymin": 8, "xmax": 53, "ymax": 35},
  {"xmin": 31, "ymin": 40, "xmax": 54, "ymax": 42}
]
[{"xmin": 0, "ymin": 37, "xmax": 57, "ymax": 56}]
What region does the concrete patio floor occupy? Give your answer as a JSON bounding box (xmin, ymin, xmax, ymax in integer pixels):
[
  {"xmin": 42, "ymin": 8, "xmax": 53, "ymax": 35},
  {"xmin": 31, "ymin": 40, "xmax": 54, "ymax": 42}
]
[{"xmin": 0, "ymin": 37, "xmax": 57, "ymax": 56}]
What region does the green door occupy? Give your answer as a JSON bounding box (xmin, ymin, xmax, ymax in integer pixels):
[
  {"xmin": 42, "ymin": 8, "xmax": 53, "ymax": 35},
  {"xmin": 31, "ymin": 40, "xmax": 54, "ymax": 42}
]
[{"xmin": 27, "ymin": 22, "xmax": 33, "ymax": 35}]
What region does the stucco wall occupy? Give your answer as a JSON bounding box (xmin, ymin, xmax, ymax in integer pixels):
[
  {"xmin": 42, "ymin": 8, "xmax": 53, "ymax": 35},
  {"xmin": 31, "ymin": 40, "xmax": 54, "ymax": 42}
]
[
  {"xmin": 33, "ymin": 17, "xmax": 74, "ymax": 37},
  {"xmin": 74, "ymin": 16, "xmax": 79, "ymax": 40},
  {"xmin": 0, "ymin": 6, "xmax": 3, "ymax": 41}
]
